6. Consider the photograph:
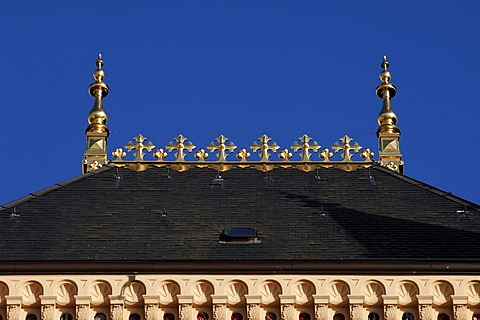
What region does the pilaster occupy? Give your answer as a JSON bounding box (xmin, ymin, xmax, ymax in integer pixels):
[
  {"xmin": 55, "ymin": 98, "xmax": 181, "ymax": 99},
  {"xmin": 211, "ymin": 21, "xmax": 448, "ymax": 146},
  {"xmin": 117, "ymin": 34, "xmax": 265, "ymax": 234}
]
[
  {"xmin": 144, "ymin": 295, "xmax": 160, "ymax": 320},
  {"xmin": 246, "ymin": 295, "xmax": 261, "ymax": 320},
  {"xmin": 452, "ymin": 296, "xmax": 469, "ymax": 320},
  {"xmin": 382, "ymin": 296, "xmax": 398, "ymax": 320},
  {"xmin": 348, "ymin": 296, "xmax": 364, "ymax": 320},
  {"xmin": 75, "ymin": 296, "xmax": 91, "ymax": 320},
  {"xmin": 280, "ymin": 295, "xmax": 295, "ymax": 320},
  {"xmin": 417, "ymin": 296, "xmax": 433, "ymax": 320},
  {"xmin": 313, "ymin": 295, "xmax": 329, "ymax": 320},
  {"xmin": 212, "ymin": 296, "xmax": 227, "ymax": 320},
  {"xmin": 109, "ymin": 296, "xmax": 125, "ymax": 320},
  {"xmin": 178, "ymin": 295, "xmax": 193, "ymax": 320},
  {"xmin": 40, "ymin": 296, "xmax": 56, "ymax": 320},
  {"xmin": 6, "ymin": 296, "xmax": 22, "ymax": 320}
]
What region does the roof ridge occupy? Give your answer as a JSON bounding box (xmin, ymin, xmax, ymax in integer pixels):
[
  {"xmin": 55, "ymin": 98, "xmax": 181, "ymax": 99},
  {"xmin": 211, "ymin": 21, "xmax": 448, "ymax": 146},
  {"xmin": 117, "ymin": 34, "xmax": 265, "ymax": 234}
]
[
  {"xmin": 373, "ymin": 165, "xmax": 480, "ymax": 211},
  {"xmin": 0, "ymin": 164, "xmax": 115, "ymax": 210}
]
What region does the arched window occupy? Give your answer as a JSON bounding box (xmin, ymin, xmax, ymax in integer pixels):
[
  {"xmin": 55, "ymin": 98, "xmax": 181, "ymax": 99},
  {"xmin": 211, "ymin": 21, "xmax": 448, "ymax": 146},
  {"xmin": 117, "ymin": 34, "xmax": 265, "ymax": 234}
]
[
  {"xmin": 300, "ymin": 314, "xmax": 311, "ymax": 320},
  {"xmin": 164, "ymin": 314, "xmax": 175, "ymax": 320},
  {"xmin": 26, "ymin": 315, "xmax": 38, "ymax": 320},
  {"xmin": 438, "ymin": 314, "xmax": 450, "ymax": 320},
  {"xmin": 333, "ymin": 314, "xmax": 345, "ymax": 320},
  {"xmin": 130, "ymin": 314, "xmax": 141, "ymax": 320},
  {"xmin": 368, "ymin": 313, "xmax": 380, "ymax": 320},
  {"xmin": 402, "ymin": 313, "xmax": 415, "ymax": 320},
  {"xmin": 472, "ymin": 314, "xmax": 480, "ymax": 320},
  {"xmin": 61, "ymin": 314, "xmax": 74, "ymax": 320},
  {"xmin": 94, "ymin": 313, "xmax": 107, "ymax": 320},
  {"xmin": 231, "ymin": 314, "xmax": 243, "ymax": 320}
]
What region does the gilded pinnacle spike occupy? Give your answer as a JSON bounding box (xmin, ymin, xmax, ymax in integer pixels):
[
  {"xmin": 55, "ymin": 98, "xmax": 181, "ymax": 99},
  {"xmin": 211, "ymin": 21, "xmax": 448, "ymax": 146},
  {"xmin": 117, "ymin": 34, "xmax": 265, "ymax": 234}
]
[
  {"xmin": 87, "ymin": 53, "xmax": 109, "ymax": 134},
  {"xmin": 376, "ymin": 55, "xmax": 398, "ymax": 135},
  {"xmin": 375, "ymin": 56, "xmax": 403, "ymax": 173},
  {"xmin": 83, "ymin": 54, "xmax": 110, "ymax": 173},
  {"xmin": 382, "ymin": 55, "xmax": 388, "ymax": 71}
]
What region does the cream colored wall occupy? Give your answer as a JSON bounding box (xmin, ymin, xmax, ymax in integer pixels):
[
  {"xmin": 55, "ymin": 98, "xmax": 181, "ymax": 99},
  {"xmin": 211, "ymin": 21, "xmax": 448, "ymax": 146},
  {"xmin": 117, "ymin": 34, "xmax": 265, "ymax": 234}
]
[{"xmin": 0, "ymin": 275, "xmax": 479, "ymax": 320}]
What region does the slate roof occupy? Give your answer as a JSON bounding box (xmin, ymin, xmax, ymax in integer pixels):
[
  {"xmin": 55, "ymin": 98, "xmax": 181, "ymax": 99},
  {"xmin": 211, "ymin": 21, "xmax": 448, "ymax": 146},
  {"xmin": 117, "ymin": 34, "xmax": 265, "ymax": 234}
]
[{"xmin": 1, "ymin": 165, "xmax": 479, "ymax": 272}]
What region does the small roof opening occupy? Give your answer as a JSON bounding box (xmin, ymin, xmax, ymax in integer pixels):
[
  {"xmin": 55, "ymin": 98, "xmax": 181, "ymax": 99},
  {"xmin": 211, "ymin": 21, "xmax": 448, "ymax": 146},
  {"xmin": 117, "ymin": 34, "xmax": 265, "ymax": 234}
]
[{"xmin": 219, "ymin": 228, "xmax": 260, "ymax": 244}]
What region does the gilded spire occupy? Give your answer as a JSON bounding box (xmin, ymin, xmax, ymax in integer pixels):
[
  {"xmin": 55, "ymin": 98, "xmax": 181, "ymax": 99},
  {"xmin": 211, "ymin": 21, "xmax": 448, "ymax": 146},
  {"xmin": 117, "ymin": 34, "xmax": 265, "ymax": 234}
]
[
  {"xmin": 376, "ymin": 55, "xmax": 399, "ymax": 136},
  {"xmin": 375, "ymin": 55, "xmax": 403, "ymax": 173},
  {"xmin": 86, "ymin": 54, "xmax": 110, "ymax": 135},
  {"xmin": 82, "ymin": 54, "xmax": 110, "ymax": 173}
]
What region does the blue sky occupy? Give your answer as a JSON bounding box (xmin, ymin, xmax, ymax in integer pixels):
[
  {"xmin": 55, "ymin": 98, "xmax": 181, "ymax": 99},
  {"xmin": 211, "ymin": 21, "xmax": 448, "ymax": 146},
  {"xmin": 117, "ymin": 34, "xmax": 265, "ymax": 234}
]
[{"xmin": 1, "ymin": 1, "xmax": 479, "ymax": 205}]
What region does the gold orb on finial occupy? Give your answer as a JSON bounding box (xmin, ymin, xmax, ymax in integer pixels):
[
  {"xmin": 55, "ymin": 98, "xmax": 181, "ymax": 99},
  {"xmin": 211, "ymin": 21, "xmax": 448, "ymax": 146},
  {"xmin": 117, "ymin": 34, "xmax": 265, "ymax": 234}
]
[
  {"xmin": 93, "ymin": 53, "xmax": 105, "ymax": 82},
  {"xmin": 379, "ymin": 54, "xmax": 391, "ymax": 84}
]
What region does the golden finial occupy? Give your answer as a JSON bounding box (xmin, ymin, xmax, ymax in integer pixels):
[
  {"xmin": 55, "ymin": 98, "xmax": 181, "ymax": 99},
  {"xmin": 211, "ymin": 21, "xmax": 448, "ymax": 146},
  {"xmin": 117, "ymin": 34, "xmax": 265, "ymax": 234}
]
[
  {"xmin": 83, "ymin": 54, "xmax": 111, "ymax": 173},
  {"xmin": 376, "ymin": 55, "xmax": 398, "ymax": 135},
  {"xmin": 375, "ymin": 55, "xmax": 403, "ymax": 173},
  {"xmin": 86, "ymin": 53, "xmax": 110, "ymax": 135}
]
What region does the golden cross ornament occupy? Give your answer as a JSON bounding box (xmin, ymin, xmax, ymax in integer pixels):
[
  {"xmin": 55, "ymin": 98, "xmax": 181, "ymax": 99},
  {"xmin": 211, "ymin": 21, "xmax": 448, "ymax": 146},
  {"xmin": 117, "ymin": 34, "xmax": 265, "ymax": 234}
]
[
  {"xmin": 250, "ymin": 134, "xmax": 280, "ymax": 162},
  {"xmin": 207, "ymin": 135, "xmax": 237, "ymax": 162},
  {"xmin": 125, "ymin": 134, "xmax": 156, "ymax": 161},
  {"xmin": 166, "ymin": 134, "xmax": 196, "ymax": 162},
  {"xmin": 290, "ymin": 134, "xmax": 321, "ymax": 162},
  {"xmin": 332, "ymin": 135, "xmax": 362, "ymax": 162}
]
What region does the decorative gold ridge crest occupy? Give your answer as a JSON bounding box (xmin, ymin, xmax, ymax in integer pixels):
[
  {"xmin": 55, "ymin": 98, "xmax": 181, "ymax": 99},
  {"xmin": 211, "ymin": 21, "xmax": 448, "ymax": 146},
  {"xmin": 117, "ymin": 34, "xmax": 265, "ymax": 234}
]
[
  {"xmin": 82, "ymin": 55, "xmax": 404, "ymax": 174},
  {"xmin": 110, "ymin": 133, "xmax": 374, "ymax": 173}
]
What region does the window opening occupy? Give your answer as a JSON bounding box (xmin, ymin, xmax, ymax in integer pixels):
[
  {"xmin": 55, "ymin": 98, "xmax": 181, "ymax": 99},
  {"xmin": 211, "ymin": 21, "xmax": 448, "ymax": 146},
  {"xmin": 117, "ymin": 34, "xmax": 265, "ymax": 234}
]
[
  {"xmin": 368, "ymin": 313, "xmax": 380, "ymax": 320},
  {"xmin": 402, "ymin": 313, "xmax": 415, "ymax": 320},
  {"xmin": 266, "ymin": 313, "xmax": 277, "ymax": 320},
  {"xmin": 94, "ymin": 313, "xmax": 107, "ymax": 320},
  {"xmin": 60, "ymin": 314, "xmax": 73, "ymax": 320}
]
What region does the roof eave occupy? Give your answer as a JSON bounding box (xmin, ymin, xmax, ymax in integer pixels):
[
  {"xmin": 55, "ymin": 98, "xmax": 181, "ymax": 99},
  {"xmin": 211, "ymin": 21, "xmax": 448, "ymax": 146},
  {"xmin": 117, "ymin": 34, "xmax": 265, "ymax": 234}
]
[{"xmin": 2, "ymin": 260, "xmax": 480, "ymax": 275}]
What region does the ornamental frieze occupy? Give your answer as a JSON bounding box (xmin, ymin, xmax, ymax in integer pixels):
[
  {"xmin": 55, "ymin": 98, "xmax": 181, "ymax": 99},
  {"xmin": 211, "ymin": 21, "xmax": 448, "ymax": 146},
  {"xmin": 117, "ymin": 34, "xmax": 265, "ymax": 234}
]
[{"xmin": 111, "ymin": 134, "xmax": 375, "ymax": 172}]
